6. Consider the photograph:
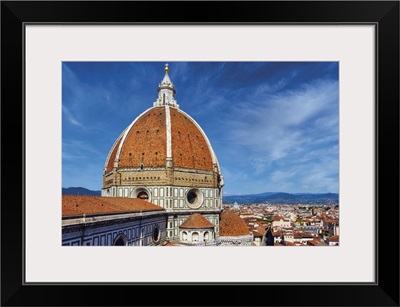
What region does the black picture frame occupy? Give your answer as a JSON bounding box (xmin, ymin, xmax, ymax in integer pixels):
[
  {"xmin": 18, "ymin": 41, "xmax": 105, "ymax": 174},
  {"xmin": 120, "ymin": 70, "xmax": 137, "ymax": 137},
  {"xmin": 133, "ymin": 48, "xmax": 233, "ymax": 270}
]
[{"xmin": 1, "ymin": 1, "xmax": 399, "ymax": 306}]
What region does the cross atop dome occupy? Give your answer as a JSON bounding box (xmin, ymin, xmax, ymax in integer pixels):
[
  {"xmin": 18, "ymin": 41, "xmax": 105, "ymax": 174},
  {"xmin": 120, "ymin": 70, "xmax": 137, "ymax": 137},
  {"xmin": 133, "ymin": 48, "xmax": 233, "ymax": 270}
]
[{"xmin": 154, "ymin": 63, "xmax": 179, "ymax": 108}]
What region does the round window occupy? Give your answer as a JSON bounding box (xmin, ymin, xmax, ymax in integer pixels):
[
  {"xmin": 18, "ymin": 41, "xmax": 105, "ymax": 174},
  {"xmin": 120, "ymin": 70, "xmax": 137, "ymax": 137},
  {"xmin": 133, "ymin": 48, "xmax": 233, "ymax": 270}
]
[
  {"xmin": 187, "ymin": 191, "xmax": 197, "ymax": 204},
  {"xmin": 137, "ymin": 191, "xmax": 149, "ymax": 200},
  {"xmin": 133, "ymin": 187, "xmax": 151, "ymax": 202},
  {"xmin": 185, "ymin": 188, "xmax": 203, "ymax": 209}
]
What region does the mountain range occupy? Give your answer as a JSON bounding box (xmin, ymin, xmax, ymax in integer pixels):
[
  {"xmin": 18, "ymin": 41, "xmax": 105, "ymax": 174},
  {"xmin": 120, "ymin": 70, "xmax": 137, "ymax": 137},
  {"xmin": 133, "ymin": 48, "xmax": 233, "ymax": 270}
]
[
  {"xmin": 62, "ymin": 187, "xmax": 338, "ymax": 205},
  {"xmin": 62, "ymin": 187, "xmax": 101, "ymax": 196},
  {"xmin": 223, "ymin": 192, "xmax": 339, "ymax": 205}
]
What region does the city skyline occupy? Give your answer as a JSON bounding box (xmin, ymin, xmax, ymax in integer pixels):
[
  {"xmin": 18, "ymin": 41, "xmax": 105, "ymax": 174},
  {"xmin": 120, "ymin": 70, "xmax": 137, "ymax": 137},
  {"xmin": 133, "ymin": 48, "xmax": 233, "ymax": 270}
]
[{"xmin": 62, "ymin": 61, "xmax": 339, "ymax": 195}]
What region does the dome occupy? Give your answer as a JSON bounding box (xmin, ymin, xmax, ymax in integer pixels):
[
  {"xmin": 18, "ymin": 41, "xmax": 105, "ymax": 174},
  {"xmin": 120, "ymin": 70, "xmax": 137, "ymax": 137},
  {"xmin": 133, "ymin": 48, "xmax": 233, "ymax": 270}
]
[
  {"xmin": 102, "ymin": 63, "xmax": 224, "ymax": 193},
  {"xmin": 104, "ymin": 107, "xmax": 216, "ymax": 173},
  {"xmin": 180, "ymin": 213, "xmax": 215, "ymax": 229},
  {"xmin": 219, "ymin": 208, "xmax": 250, "ymax": 236}
]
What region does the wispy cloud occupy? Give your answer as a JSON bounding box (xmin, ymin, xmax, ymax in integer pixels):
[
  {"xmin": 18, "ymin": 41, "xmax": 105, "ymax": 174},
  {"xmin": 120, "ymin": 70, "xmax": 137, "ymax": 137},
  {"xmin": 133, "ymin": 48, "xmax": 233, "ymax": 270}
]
[
  {"xmin": 62, "ymin": 105, "xmax": 84, "ymax": 128},
  {"xmin": 62, "ymin": 62, "xmax": 339, "ymax": 194},
  {"xmin": 225, "ymin": 79, "xmax": 338, "ymax": 156},
  {"xmin": 219, "ymin": 78, "xmax": 338, "ymax": 193},
  {"xmin": 62, "ymin": 140, "xmax": 104, "ymax": 160}
]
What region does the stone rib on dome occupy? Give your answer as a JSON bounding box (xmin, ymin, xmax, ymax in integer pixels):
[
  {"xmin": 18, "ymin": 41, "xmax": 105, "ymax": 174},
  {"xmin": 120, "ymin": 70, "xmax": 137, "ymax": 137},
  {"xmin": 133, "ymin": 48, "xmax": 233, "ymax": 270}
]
[
  {"xmin": 180, "ymin": 213, "xmax": 214, "ymax": 229},
  {"xmin": 219, "ymin": 209, "xmax": 250, "ymax": 236},
  {"xmin": 105, "ymin": 134, "xmax": 123, "ymax": 173}
]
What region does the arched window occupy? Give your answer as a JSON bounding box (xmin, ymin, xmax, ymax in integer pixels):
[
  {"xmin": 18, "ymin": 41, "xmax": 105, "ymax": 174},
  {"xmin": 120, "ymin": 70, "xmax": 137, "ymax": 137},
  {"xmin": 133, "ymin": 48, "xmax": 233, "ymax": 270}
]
[
  {"xmin": 204, "ymin": 231, "xmax": 210, "ymax": 241},
  {"xmin": 113, "ymin": 234, "xmax": 127, "ymax": 246},
  {"xmin": 182, "ymin": 231, "xmax": 188, "ymax": 241},
  {"xmin": 192, "ymin": 232, "xmax": 199, "ymax": 242}
]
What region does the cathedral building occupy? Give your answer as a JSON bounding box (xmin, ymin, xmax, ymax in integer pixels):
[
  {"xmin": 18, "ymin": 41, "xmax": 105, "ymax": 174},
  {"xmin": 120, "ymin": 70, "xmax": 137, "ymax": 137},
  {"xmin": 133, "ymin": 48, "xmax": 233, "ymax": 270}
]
[{"xmin": 62, "ymin": 64, "xmax": 253, "ymax": 247}]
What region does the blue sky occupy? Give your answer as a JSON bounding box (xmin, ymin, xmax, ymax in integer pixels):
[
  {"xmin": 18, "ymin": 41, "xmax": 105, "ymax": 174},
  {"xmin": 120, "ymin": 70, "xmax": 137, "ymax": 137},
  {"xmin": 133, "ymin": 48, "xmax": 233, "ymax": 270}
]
[{"xmin": 62, "ymin": 62, "xmax": 339, "ymax": 195}]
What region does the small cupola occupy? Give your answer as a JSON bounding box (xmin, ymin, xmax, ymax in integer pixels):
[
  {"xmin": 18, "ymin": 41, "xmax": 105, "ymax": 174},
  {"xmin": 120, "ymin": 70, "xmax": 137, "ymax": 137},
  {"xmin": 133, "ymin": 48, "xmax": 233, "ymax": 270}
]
[{"xmin": 154, "ymin": 63, "xmax": 179, "ymax": 108}]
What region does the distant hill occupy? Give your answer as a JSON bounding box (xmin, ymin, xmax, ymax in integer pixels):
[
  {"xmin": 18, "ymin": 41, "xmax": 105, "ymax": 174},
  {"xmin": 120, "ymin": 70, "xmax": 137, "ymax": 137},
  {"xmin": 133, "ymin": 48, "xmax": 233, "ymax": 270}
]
[
  {"xmin": 223, "ymin": 192, "xmax": 338, "ymax": 205},
  {"xmin": 62, "ymin": 187, "xmax": 338, "ymax": 205},
  {"xmin": 62, "ymin": 187, "xmax": 101, "ymax": 196}
]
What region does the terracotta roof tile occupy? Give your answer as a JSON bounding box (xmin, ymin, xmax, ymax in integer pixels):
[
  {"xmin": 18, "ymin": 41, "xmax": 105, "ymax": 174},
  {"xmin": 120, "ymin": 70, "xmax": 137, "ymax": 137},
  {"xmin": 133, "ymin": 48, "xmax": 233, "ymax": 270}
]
[
  {"xmin": 119, "ymin": 108, "xmax": 167, "ymax": 169},
  {"xmin": 62, "ymin": 195, "xmax": 164, "ymax": 217},
  {"xmin": 256, "ymin": 226, "xmax": 268, "ymax": 235},
  {"xmin": 219, "ymin": 208, "xmax": 250, "ymax": 236},
  {"xmin": 327, "ymin": 235, "xmax": 339, "ymax": 242},
  {"xmin": 308, "ymin": 238, "xmax": 327, "ymax": 246},
  {"xmin": 104, "ymin": 107, "xmax": 216, "ymax": 172},
  {"xmin": 252, "ymin": 230, "xmax": 264, "ymax": 237},
  {"xmin": 170, "ymin": 108, "xmax": 213, "ymax": 171},
  {"xmin": 161, "ymin": 241, "xmax": 177, "ymax": 246},
  {"xmin": 294, "ymin": 232, "xmax": 302, "ymax": 239},
  {"xmin": 179, "ymin": 213, "xmax": 214, "ymax": 229}
]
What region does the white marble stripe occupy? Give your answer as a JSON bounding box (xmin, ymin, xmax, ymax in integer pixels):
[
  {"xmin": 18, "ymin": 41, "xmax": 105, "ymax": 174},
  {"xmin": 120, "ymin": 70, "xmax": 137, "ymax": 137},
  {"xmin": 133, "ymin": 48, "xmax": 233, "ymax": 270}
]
[{"xmin": 165, "ymin": 105, "xmax": 172, "ymax": 159}]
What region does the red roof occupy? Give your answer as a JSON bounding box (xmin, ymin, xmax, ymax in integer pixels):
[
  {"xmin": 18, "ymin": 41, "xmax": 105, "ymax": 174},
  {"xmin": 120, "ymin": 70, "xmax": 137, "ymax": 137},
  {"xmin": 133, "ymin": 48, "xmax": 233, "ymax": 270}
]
[
  {"xmin": 62, "ymin": 195, "xmax": 164, "ymax": 217},
  {"xmin": 327, "ymin": 235, "xmax": 339, "ymax": 242},
  {"xmin": 161, "ymin": 241, "xmax": 178, "ymax": 246},
  {"xmin": 106, "ymin": 108, "xmax": 167, "ymax": 172},
  {"xmin": 105, "ymin": 107, "xmax": 215, "ymax": 173},
  {"xmin": 170, "ymin": 108, "xmax": 214, "ymax": 171},
  {"xmin": 256, "ymin": 226, "xmax": 268, "ymax": 235},
  {"xmin": 294, "ymin": 233, "xmax": 302, "ymax": 239},
  {"xmin": 252, "ymin": 230, "xmax": 264, "ymax": 237},
  {"xmin": 179, "ymin": 213, "xmax": 214, "ymax": 229},
  {"xmin": 219, "ymin": 209, "xmax": 250, "ymax": 236},
  {"xmin": 308, "ymin": 238, "xmax": 327, "ymax": 246}
]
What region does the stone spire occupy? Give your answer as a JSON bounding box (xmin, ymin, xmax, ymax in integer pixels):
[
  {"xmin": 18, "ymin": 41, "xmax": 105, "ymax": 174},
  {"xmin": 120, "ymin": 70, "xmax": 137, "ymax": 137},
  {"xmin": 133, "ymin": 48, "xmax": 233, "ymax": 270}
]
[{"xmin": 154, "ymin": 63, "xmax": 179, "ymax": 108}]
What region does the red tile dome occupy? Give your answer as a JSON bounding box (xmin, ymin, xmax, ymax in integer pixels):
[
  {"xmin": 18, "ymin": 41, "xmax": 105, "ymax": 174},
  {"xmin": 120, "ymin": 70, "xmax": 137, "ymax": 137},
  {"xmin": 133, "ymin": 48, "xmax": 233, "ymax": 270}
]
[
  {"xmin": 104, "ymin": 64, "xmax": 220, "ymax": 176},
  {"xmin": 180, "ymin": 213, "xmax": 215, "ymax": 229},
  {"xmin": 102, "ymin": 64, "xmax": 224, "ymax": 193},
  {"xmin": 219, "ymin": 209, "xmax": 250, "ymax": 236},
  {"xmin": 104, "ymin": 106, "xmax": 215, "ymax": 173}
]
